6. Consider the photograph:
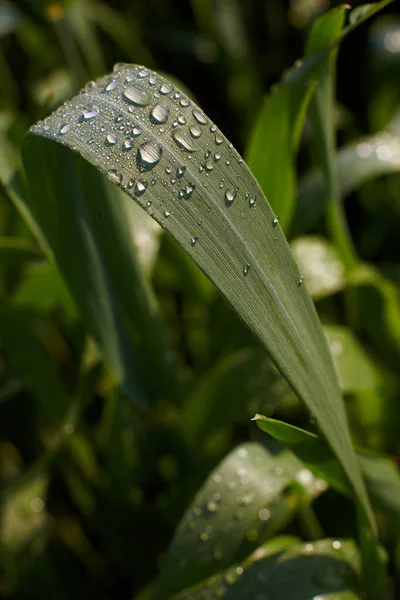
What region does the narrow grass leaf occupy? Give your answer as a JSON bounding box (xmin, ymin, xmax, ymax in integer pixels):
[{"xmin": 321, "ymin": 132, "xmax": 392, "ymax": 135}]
[{"xmin": 25, "ymin": 63, "xmax": 373, "ymax": 533}]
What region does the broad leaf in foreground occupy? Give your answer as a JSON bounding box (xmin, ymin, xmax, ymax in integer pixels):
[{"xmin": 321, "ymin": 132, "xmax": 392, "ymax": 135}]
[{"xmin": 23, "ymin": 62, "xmax": 373, "ymax": 532}]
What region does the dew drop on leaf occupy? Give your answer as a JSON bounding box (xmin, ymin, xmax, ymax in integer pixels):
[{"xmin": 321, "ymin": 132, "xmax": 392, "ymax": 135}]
[
  {"xmin": 122, "ymin": 85, "xmax": 150, "ymax": 106},
  {"xmin": 59, "ymin": 123, "xmax": 70, "ymax": 135},
  {"xmin": 225, "ymin": 188, "xmax": 237, "ymax": 207},
  {"xmin": 192, "ymin": 109, "xmax": 208, "ymax": 125},
  {"xmin": 106, "ymin": 133, "xmax": 118, "ymax": 145},
  {"xmin": 134, "ymin": 179, "xmax": 148, "ymax": 196},
  {"xmin": 137, "ymin": 141, "xmax": 162, "ymax": 171},
  {"xmin": 150, "ymin": 103, "xmax": 170, "ymax": 124},
  {"xmin": 105, "ymin": 79, "xmax": 118, "ymax": 92},
  {"xmin": 189, "ymin": 125, "xmax": 202, "ymax": 139},
  {"xmin": 172, "ymin": 130, "xmax": 195, "ymax": 152}
]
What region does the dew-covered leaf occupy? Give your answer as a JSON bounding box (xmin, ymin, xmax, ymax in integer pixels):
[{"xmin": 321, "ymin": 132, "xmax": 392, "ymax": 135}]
[
  {"xmin": 254, "ymin": 416, "xmax": 400, "ymax": 523},
  {"xmin": 24, "ymin": 62, "xmax": 373, "ymax": 532},
  {"xmin": 291, "ymin": 236, "xmax": 346, "ymax": 300},
  {"xmin": 156, "ymin": 442, "xmax": 324, "ymax": 597},
  {"xmin": 172, "ymin": 537, "xmax": 360, "ymax": 600}
]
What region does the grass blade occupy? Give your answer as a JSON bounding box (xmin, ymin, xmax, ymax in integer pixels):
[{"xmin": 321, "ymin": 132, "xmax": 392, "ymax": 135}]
[{"xmin": 24, "ymin": 63, "xmax": 373, "ymax": 532}]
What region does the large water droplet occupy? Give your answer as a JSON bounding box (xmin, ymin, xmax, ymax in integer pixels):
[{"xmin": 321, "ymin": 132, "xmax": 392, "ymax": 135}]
[
  {"xmin": 193, "ymin": 109, "xmax": 208, "ymax": 125},
  {"xmin": 172, "ymin": 130, "xmax": 195, "ymax": 152},
  {"xmin": 132, "ymin": 126, "xmax": 142, "ymax": 137},
  {"xmin": 134, "ymin": 179, "xmax": 148, "ymax": 196},
  {"xmin": 180, "ymin": 97, "xmax": 190, "ymax": 107},
  {"xmin": 137, "ymin": 68, "xmax": 149, "ymax": 78},
  {"xmin": 122, "ymin": 139, "xmax": 134, "ymax": 151},
  {"xmin": 150, "ymin": 103, "xmax": 170, "ymax": 124},
  {"xmin": 106, "ymin": 133, "xmax": 118, "ymax": 145},
  {"xmin": 105, "ymin": 79, "xmax": 118, "ymax": 92},
  {"xmin": 225, "ymin": 188, "xmax": 237, "ymax": 207},
  {"xmin": 137, "ymin": 141, "xmax": 162, "ymax": 171},
  {"xmin": 123, "ymin": 85, "xmax": 150, "ymax": 106},
  {"xmin": 160, "ymin": 82, "xmax": 173, "ymax": 95},
  {"xmin": 177, "ymin": 114, "xmax": 186, "ymax": 125},
  {"xmin": 189, "ymin": 125, "xmax": 202, "ymax": 138},
  {"xmin": 82, "ymin": 106, "xmax": 99, "ymax": 120},
  {"xmin": 60, "ymin": 123, "xmax": 70, "ymax": 135}
]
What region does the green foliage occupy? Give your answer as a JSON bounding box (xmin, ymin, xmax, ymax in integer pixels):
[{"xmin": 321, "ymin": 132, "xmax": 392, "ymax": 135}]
[{"xmin": 1, "ymin": 1, "xmax": 400, "ymax": 600}]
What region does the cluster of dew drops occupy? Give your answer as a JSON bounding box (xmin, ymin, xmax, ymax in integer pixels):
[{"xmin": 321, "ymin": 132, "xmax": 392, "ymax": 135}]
[{"xmin": 32, "ymin": 64, "xmax": 304, "ymax": 286}]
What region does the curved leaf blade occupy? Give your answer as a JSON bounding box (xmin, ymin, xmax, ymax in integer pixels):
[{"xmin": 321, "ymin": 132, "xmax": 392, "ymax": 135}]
[{"xmin": 24, "ymin": 63, "xmax": 373, "ymax": 531}]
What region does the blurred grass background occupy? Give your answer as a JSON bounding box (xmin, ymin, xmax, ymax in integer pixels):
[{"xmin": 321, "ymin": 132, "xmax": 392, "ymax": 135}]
[{"xmin": 2, "ymin": 0, "xmax": 400, "ymax": 598}]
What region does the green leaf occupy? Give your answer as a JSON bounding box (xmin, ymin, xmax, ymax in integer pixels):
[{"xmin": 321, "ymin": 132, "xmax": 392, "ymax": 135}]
[
  {"xmin": 21, "ymin": 140, "xmax": 180, "ymax": 409},
  {"xmin": 24, "ymin": 63, "xmax": 374, "ymax": 534},
  {"xmin": 157, "ymin": 442, "xmax": 323, "ymax": 597},
  {"xmin": 323, "ymin": 325, "xmax": 380, "ymax": 393},
  {"xmin": 291, "ymin": 236, "xmax": 346, "ymax": 300},
  {"xmin": 293, "ymin": 113, "xmax": 400, "ymax": 237},
  {"xmin": 173, "ymin": 538, "xmax": 361, "ymax": 600},
  {"xmin": 254, "ymin": 416, "xmax": 400, "ymax": 525}
]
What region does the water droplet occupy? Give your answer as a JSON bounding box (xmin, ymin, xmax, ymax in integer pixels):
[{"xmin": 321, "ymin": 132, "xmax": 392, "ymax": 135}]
[
  {"xmin": 176, "ymin": 165, "xmax": 186, "ymax": 178},
  {"xmin": 242, "ymin": 263, "xmax": 250, "ymax": 277},
  {"xmin": 273, "ymin": 215, "xmax": 279, "ymax": 226},
  {"xmin": 189, "ymin": 125, "xmax": 202, "ymax": 138},
  {"xmin": 193, "ymin": 109, "xmax": 208, "ymax": 125},
  {"xmin": 122, "ymin": 139, "xmax": 134, "ymax": 151},
  {"xmin": 106, "ymin": 133, "xmax": 118, "ymax": 145},
  {"xmin": 81, "ymin": 106, "xmax": 99, "ymax": 120},
  {"xmin": 207, "ymin": 501, "xmax": 218, "ymax": 513},
  {"xmin": 249, "ymin": 196, "xmax": 256, "ymax": 208},
  {"xmin": 108, "ymin": 169, "xmax": 122, "ymax": 185},
  {"xmin": 134, "ymin": 179, "xmax": 148, "ymax": 196},
  {"xmin": 225, "ymin": 188, "xmax": 237, "ymax": 207},
  {"xmin": 132, "ymin": 126, "xmax": 142, "ymax": 137},
  {"xmin": 210, "ymin": 125, "xmax": 217, "ymax": 132},
  {"xmin": 150, "ymin": 103, "xmax": 170, "ymax": 124},
  {"xmin": 60, "ymin": 123, "xmax": 70, "ymax": 135},
  {"xmin": 258, "ymin": 508, "xmax": 270, "ymax": 521},
  {"xmin": 137, "ymin": 68, "xmax": 149, "ymax": 78},
  {"xmin": 105, "ymin": 79, "xmax": 118, "ymax": 92},
  {"xmin": 214, "ymin": 152, "xmax": 221, "ymax": 162},
  {"xmin": 160, "ymin": 82, "xmax": 173, "ymax": 95},
  {"xmin": 30, "ymin": 497, "xmax": 44, "ymax": 513},
  {"xmin": 237, "ymin": 448, "xmax": 248, "ymax": 459},
  {"xmin": 149, "ymin": 75, "xmax": 157, "ymax": 85},
  {"xmin": 123, "ymin": 85, "xmax": 150, "ymax": 106},
  {"xmin": 164, "ymin": 209, "xmax": 170, "ymax": 218},
  {"xmin": 137, "ymin": 141, "xmax": 162, "ymax": 171},
  {"xmin": 180, "ymin": 97, "xmax": 190, "ymax": 107},
  {"xmin": 179, "ymin": 183, "xmax": 195, "ymax": 200},
  {"xmin": 236, "ymin": 466, "xmax": 247, "ymax": 478},
  {"xmin": 172, "ymin": 130, "xmax": 195, "ymax": 152},
  {"xmin": 200, "ymin": 532, "xmax": 209, "ymax": 542},
  {"xmin": 205, "ymin": 159, "xmax": 213, "ymax": 172},
  {"xmin": 127, "ymin": 179, "xmax": 134, "ymax": 189},
  {"xmin": 177, "ymin": 114, "xmax": 186, "ymax": 125},
  {"xmin": 332, "ymin": 541, "xmax": 341, "ymax": 550},
  {"xmin": 226, "ymin": 159, "xmax": 231, "ymax": 166},
  {"xmin": 236, "ymin": 567, "xmax": 243, "ymax": 576},
  {"xmin": 298, "ymin": 275, "xmax": 304, "ymax": 286},
  {"xmin": 213, "ymin": 474, "xmax": 222, "ymax": 484},
  {"xmin": 215, "ymin": 133, "xmax": 224, "ymax": 145},
  {"xmin": 190, "ymin": 235, "xmax": 198, "ymax": 247},
  {"xmin": 115, "ymin": 114, "xmax": 124, "ymax": 123}
]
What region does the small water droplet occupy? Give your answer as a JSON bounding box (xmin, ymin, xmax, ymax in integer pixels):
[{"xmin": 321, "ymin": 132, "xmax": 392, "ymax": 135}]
[
  {"xmin": 192, "ymin": 109, "xmax": 208, "ymax": 125},
  {"xmin": 149, "ymin": 75, "xmax": 157, "ymax": 85},
  {"xmin": 214, "ymin": 152, "xmax": 221, "ymax": 162},
  {"xmin": 108, "ymin": 169, "xmax": 122, "ymax": 185},
  {"xmin": 190, "ymin": 235, "xmax": 198, "ymax": 247},
  {"xmin": 123, "ymin": 85, "xmax": 150, "ymax": 106},
  {"xmin": 137, "ymin": 68, "xmax": 149, "ymax": 78},
  {"xmin": 200, "ymin": 532, "xmax": 209, "ymax": 542},
  {"xmin": 180, "ymin": 97, "xmax": 190, "ymax": 107},
  {"xmin": 176, "ymin": 165, "xmax": 186, "ymax": 178},
  {"xmin": 189, "ymin": 125, "xmax": 202, "ymax": 138},
  {"xmin": 134, "ymin": 179, "xmax": 148, "ymax": 196},
  {"xmin": 105, "ymin": 79, "xmax": 118, "ymax": 92},
  {"xmin": 160, "ymin": 82, "xmax": 173, "ymax": 95},
  {"xmin": 164, "ymin": 209, "xmax": 170, "ymax": 218},
  {"xmin": 333, "ymin": 541, "xmax": 341, "ymax": 550},
  {"xmin": 215, "ymin": 133, "xmax": 224, "ymax": 145},
  {"xmin": 60, "ymin": 123, "xmax": 70, "ymax": 135},
  {"xmin": 236, "ymin": 567, "xmax": 243, "ymax": 576},
  {"xmin": 249, "ymin": 196, "xmax": 256, "ymax": 208},
  {"xmin": 205, "ymin": 159, "xmax": 213, "ymax": 172},
  {"xmin": 273, "ymin": 215, "xmax": 279, "ymax": 226},
  {"xmin": 177, "ymin": 114, "xmax": 186, "ymax": 125},
  {"xmin": 81, "ymin": 106, "xmax": 99, "ymax": 120},
  {"xmin": 115, "ymin": 114, "xmax": 124, "ymax": 123},
  {"xmin": 137, "ymin": 141, "xmax": 162, "ymax": 171},
  {"xmin": 207, "ymin": 501, "xmax": 218, "ymax": 513},
  {"xmin": 225, "ymin": 188, "xmax": 237, "ymax": 207},
  {"xmin": 127, "ymin": 179, "xmax": 134, "ymax": 189},
  {"xmin": 150, "ymin": 103, "xmax": 170, "ymax": 124},
  {"xmin": 210, "ymin": 125, "xmax": 217, "ymax": 132},
  {"xmin": 298, "ymin": 275, "xmax": 304, "ymax": 286},
  {"xmin": 122, "ymin": 139, "xmax": 134, "ymax": 151},
  {"xmin": 172, "ymin": 130, "xmax": 195, "ymax": 152},
  {"xmin": 226, "ymin": 159, "xmax": 231, "ymax": 166},
  {"xmin": 237, "ymin": 448, "xmax": 248, "ymax": 459},
  {"xmin": 106, "ymin": 133, "xmax": 118, "ymax": 145},
  {"xmin": 213, "ymin": 474, "xmax": 222, "ymax": 484}
]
